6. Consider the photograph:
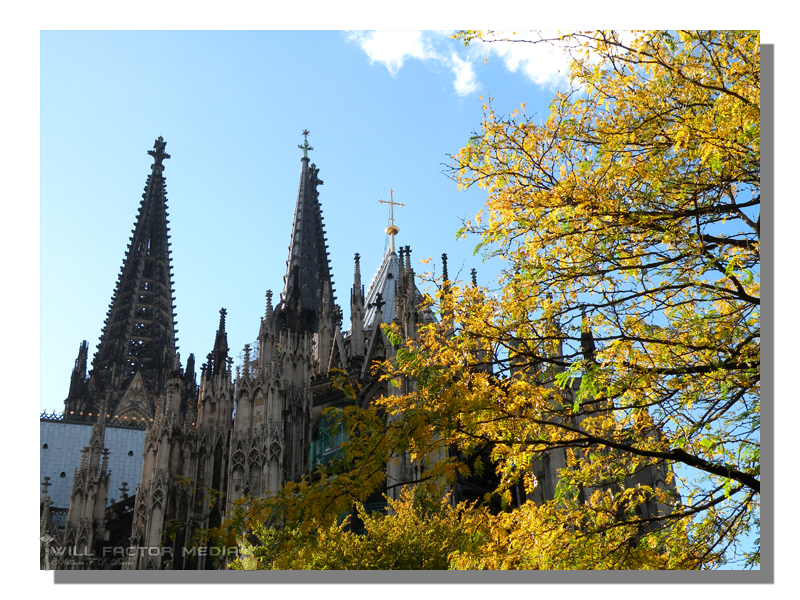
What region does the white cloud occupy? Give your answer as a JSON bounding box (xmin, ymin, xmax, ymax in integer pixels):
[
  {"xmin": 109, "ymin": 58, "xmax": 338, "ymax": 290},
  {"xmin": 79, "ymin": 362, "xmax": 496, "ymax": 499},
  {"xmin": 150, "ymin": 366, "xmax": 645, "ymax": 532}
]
[
  {"xmin": 448, "ymin": 52, "xmax": 478, "ymax": 96},
  {"xmin": 348, "ymin": 30, "xmax": 478, "ymax": 96},
  {"xmin": 347, "ymin": 30, "xmax": 441, "ymax": 76},
  {"xmin": 468, "ymin": 32, "xmax": 572, "ymax": 88},
  {"xmin": 347, "ymin": 30, "xmax": 588, "ymax": 96}
]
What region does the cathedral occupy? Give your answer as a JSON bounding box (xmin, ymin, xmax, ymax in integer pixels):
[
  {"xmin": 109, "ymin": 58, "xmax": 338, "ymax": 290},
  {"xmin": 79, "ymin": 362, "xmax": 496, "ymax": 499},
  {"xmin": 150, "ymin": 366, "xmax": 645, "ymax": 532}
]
[
  {"xmin": 40, "ymin": 133, "xmax": 676, "ymax": 570},
  {"xmin": 40, "ymin": 133, "xmax": 439, "ymax": 569}
]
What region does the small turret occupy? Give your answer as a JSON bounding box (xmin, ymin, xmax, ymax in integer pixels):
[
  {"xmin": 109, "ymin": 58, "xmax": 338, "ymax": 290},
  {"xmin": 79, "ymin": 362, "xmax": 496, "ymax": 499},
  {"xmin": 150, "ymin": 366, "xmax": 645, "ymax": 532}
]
[
  {"xmin": 350, "ymin": 253, "xmax": 366, "ymax": 357},
  {"xmin": 65, "ymin": 340, "xmax": 89, "ymax": 413},
  {"xmin": 258, "ymin": 290, "xmax": 276, "ymax": 375},
  {"xmin": 241, "ymin": 344, "xmax": 252, "ymax": 382},
  {"xmin": 209, "ymin": 308, "xmax": 230, "ymax": 379},
  {"xmin": 181, "ymin": 353, "xmax": 197, "ymax": 415},
  {"xmin": 196, "ymin": 308, "xmax": 233, "ymax": 429},
  {"xmin": 440, "ymin": 253, "xmax": 453, "ymax": 337},
  {"xmin": 87, "ymin": 397, "xmax": 108, "ymax": 472}
]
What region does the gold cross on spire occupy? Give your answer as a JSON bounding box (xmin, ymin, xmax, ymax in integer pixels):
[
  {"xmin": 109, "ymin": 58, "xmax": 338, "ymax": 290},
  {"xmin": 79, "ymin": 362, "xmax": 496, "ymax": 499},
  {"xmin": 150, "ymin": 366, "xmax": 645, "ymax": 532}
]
[{"xmin": 379, "ymin": 189, "xmax": 405, "ymax": 253}]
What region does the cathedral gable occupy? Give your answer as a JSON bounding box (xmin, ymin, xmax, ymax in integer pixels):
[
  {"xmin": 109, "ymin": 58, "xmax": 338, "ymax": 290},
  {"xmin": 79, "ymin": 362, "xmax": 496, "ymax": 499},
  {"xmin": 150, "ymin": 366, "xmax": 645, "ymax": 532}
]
[{"xmin": 114, "ymin": 371, "xmax": 153, "ymax": 421}]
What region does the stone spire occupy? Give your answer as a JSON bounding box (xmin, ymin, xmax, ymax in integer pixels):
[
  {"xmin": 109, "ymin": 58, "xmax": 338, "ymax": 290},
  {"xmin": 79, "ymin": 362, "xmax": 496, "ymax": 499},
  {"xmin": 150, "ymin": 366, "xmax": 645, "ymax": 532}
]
[
  {"xmin": 209, "ymin": 308, "xmax": 229, "ymax": 379},
  {"xmin": 353, "ymin": 253, "xmax": 362, "ymax": 296},
  {"xmin": 277, "ymin": 131, "xmax": 336, "ymax": 335},
  {"xmin": 440, "ymin": 253, "xmax": 452, "ymax": 334},
  {"xmin": 258, "ymin": 290, "xmax": 276, "ymax": 375},
  {"xmin": 265, "ymin": 289, "xmax": 274, "ymax": 321},
  {"xmin": 196, "ymin": 307, "xmax": 233, "ymax": 429},
  {"xmin": 88, "ymin": 397, "xmax": 108, "ymax": 466},
  {"xmin": 182, "ymin": 353, "xmax": 196, "ymax": 401},
  {"xmin": 65, "ymin": 340, "xmax": 89, "ymax": 411},
  {"xmin": 350, "ymin": 253, "xmax": 366, "ymax": 356},
  {"xmin": 241, "ymin": 343, "xmax": 252, "ymax": 381},
  {"xmin": 69, "ymin": 137, "xmax": 178, "ymax": 417}
]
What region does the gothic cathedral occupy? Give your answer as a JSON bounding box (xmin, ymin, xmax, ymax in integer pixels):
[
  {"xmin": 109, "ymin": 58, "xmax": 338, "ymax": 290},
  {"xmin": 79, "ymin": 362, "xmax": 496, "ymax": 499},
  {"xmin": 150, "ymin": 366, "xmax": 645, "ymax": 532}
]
[
  {"xmin": 41, "ymin": 134, "xmax": 676, "ymax": 570},
  {"xmin": 42, "ymin": 134, "xmax": 436, "ymax": 569}
]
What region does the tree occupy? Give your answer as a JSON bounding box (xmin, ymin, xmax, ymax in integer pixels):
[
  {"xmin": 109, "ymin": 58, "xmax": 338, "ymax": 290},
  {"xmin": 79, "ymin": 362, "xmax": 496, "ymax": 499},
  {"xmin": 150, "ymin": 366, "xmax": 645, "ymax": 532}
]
[
  {"xmin": 230, "ymin": 488, "xmax": 480, "ymax": 570},
  {"xmin": 437, "ymin": 29, "xmax": 760, "ymax": 566},
  {"xmin": 220, "ymin": 30, "xmax": 760, "ymax": 570}
]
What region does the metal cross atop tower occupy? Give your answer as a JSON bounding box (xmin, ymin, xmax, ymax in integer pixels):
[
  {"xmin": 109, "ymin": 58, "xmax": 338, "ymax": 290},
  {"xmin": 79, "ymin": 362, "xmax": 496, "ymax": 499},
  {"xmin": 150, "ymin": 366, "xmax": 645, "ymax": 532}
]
[
  {"xmin": 298, "ymin": 129, "xmax": 313, "ymax": 159},
  {"xmin": 379, "ymin": 189, "xmax": 405, "ymax": 253}
]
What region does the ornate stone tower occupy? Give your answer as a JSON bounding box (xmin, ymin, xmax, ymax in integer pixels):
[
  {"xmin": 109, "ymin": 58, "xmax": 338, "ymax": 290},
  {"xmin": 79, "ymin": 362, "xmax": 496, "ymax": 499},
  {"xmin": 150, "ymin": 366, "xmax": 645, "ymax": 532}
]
[
  {"xmin": 123, "ymin": 132, "xmax": 344, "ymax": 569},
  {"xmin": 64, "ymin": 137, "xmax": 179, "ymax": 421},
  {"xmin": 126, "ymin": 310, "xmax": 229, "ymax": 570},
  {"xmin": 229, "ymin": 131, "xmax": 340, "ymax": 507}
]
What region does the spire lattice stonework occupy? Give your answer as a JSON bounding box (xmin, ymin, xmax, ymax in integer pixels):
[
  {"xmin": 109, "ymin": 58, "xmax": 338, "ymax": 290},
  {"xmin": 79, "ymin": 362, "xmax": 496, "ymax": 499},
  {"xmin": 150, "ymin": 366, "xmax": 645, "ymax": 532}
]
[{"xmin": 65, "ymin": 137, "xmax": 179, "ymax": 418}]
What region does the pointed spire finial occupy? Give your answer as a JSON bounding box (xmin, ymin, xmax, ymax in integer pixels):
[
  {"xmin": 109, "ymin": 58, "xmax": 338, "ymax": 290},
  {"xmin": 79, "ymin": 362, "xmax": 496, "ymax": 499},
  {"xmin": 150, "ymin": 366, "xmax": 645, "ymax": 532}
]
[
  {"xmin": 442, "ymin": 253, "xmax": 449, "ymax": 282},
  {"xmin": 298, "ymin": 129, "xmax": 313, "ymax": 160},
  {"xmin": 243, "ymin": 343, "xmax": 252, "ymax": 380},
  {"xmin": 471, "ymin": 268, "xmax": 478, "ymax": 286},
  {"xmin": 148, "ymin": 136, "xmax": 170, "ymax": 168},
  {"xmin": 353, "ymin": 253, "xmax": 362, "ymax": 290},
  {"xmin": 265, "ymin": 289, "xmax": 274, "ymax": 318}
]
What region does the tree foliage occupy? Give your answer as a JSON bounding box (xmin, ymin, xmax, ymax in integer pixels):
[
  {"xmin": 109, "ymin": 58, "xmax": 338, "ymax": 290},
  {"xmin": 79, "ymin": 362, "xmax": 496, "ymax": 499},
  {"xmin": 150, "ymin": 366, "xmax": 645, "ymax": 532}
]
[
  {"xmin": 230, "ymin": 488, "xmax": 479, "ymax": 570},
  {"xmin": 220, "ymin": 30, "xmax": 760, "ymax": 570},
  {"xmin": 443, "ymin": 30, "xmax": 760, "ymax": 567}
]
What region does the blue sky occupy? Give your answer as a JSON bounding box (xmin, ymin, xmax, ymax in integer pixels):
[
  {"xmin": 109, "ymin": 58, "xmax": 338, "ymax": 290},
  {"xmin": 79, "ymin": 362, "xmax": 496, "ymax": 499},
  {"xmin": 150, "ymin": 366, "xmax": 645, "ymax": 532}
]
[{"xmin": 39, "ymin": 30, "xmax": 578, "ymax": 411}]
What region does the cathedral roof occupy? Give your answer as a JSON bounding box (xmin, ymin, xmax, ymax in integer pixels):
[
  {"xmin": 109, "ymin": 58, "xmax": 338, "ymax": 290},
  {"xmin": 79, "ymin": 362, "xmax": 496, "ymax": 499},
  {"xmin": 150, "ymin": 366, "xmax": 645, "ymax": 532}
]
[{"xmin": 363, "ymin": 250, "xmax": 400, "ymax": 329}]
